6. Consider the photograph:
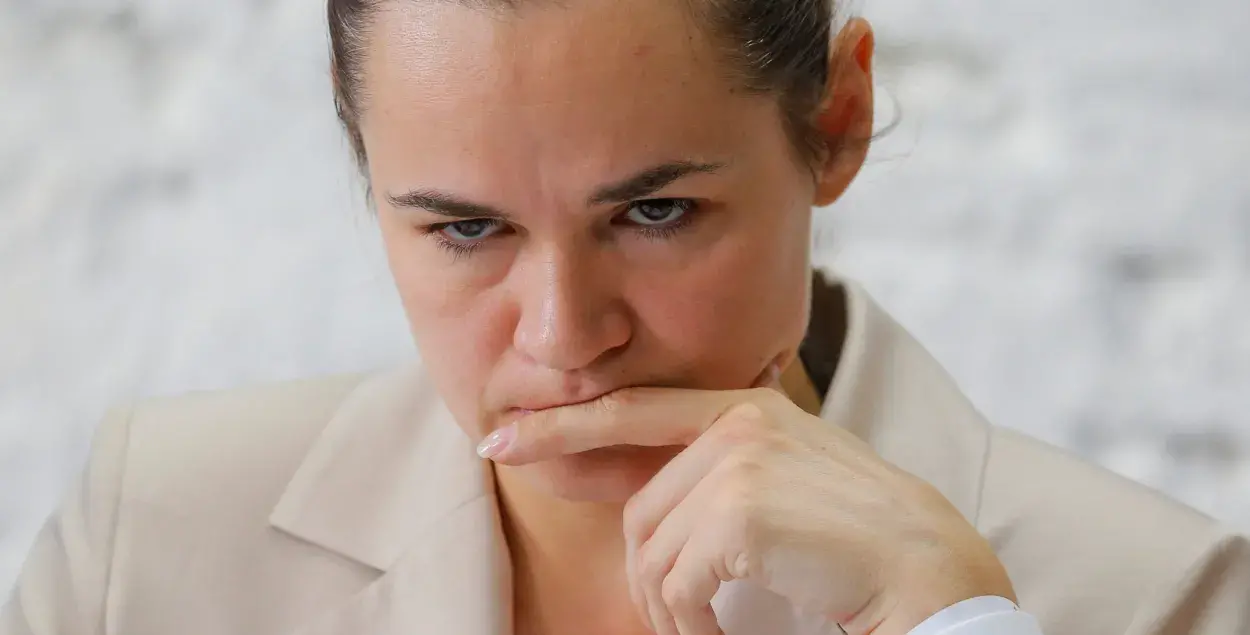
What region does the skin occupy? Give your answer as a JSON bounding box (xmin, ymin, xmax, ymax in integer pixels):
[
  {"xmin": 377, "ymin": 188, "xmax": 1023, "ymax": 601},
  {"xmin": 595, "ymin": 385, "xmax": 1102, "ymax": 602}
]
[
  {"xmin": 355, "ymin": 0, "xmax": 1014, "ymax": 633},
  {"xmin": 366, "ymin": 0, "xmax": 825, "ymax": 502}
]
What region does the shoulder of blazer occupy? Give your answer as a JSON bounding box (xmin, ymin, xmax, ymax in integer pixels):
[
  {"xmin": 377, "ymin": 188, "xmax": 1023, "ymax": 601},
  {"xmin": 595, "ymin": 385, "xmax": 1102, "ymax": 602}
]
[
  {"xmin": 978, "ymin": 425, "xmax": 1247, "ymax": 634},
  {"xmin": 116, "ymin": 372, "xmax": 372, "ymax": 521}
]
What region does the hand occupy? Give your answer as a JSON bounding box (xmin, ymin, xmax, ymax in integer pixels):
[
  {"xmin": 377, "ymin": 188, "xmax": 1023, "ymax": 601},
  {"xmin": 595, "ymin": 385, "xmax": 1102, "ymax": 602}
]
[{"xmin": 480, "ymin": 369, "xmax": 1016, "ymax": 635}]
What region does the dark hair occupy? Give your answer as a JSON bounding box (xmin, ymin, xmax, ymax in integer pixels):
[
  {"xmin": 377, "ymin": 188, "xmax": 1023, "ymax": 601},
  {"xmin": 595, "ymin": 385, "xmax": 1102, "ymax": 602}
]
[{"xmin": 328, "ymin": 0, "xmax": 843, "ymax": 176}]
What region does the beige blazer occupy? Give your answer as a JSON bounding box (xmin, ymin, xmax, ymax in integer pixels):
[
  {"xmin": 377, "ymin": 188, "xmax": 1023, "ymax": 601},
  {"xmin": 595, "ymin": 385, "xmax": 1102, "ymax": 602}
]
[{"xmin": 3, "ymin": 279, "xmax": 1248, "ymax": 635}]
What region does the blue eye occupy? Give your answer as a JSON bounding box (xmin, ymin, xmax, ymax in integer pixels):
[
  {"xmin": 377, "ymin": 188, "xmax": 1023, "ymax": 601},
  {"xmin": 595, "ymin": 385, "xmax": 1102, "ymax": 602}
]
[
  {"xmin": 621, "ymin": 198, "xmax": 700, "ymax": 240},
  {"xmin": 427, "ymin": 198, "xmax": 701, "ymax": 260},
  {"xmin": 425, "ymin": 218, "xmax": 507, "ymax": 259},
  {"xmin": 438, "ymin": 218, "xmax": 503, "ymax": 241},
  {"xmin": 624, "ymin": 199, "xmax": 694, "ymax": 227}
]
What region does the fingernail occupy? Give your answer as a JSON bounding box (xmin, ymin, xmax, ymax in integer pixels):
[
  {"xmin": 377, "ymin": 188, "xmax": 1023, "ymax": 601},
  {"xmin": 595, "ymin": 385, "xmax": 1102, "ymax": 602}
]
[{"xmin": 476, "ymin": 425, "xmax": 515, "ymax": 459}]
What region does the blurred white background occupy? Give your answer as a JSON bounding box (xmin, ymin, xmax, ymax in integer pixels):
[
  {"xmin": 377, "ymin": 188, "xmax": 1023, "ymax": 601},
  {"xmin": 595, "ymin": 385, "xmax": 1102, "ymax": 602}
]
[{"xmin": 2, "ymin": 0, "xmax": 1249, "ymax": 595}]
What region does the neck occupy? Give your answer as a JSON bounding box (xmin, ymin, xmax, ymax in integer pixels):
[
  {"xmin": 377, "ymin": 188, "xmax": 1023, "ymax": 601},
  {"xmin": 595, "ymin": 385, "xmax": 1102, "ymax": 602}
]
[
  {"xmin": 497, "ymin": 470, "xmax": 627, "ymax": 571},
  {"xmin": 496, "ymin": 466, "xmax": 645, "ymax": 635}
]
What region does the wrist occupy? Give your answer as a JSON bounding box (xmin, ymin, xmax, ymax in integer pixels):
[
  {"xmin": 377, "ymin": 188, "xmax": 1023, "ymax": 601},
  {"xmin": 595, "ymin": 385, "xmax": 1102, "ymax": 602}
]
[{"xmin": 841, "ymin": 548, "xmax": 1016, "ymax": 635}]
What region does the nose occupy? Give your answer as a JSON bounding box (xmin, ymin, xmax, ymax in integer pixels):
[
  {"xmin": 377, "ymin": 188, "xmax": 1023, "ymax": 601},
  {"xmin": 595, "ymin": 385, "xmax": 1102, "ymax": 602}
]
[{"xmin": 512, "ymin": 244, "xmax": 631, "ymax": 371}]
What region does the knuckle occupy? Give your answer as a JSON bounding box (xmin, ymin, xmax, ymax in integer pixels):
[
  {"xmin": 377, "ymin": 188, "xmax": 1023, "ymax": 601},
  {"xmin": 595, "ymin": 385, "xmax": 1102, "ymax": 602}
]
[
  {"xmin": 724, "ymin": 450, "xmax": 768, "ymax": 482},
  {"xmin": 595, "ymin": 386, "xmax": 640, "ymax": 413},
  {"xmin": 508, "ymin": 417, "xmax": 539, "ymax": 450},
  {"xmin": 636, "ymin": 541, "xmax": 670, "ymax": 584},
  {"xmin": 518, "ymin": 411, "xmax": 563, "ymax": 454},
  {"xmin": 750, "ymin": 429, "xmax": 792, "ymax": 459},
  {"xmin": 725, "ymin": 401, "xmax": 768, "ymax": 427},
  {"xmin": 720, "ymin": 434, "xmax": 784, "ymax": 484},
  {"xmin": 622, "ymin": 496, "xmax": 649, "ymax": 541},
  {"xmin": 709, "ymin": 471, "xmax": 766, "ymax": 546},
  {"xmin": 713, "ymin": 413, "xmax": 765, "ymax": 447},
  {"xmin": 661, "ymin": 576, "xmax": 698, "ymax": 612},
  {"xmin": 714, "ymin": 402, "xmax": 794, "ymax": 459},
  {"xmin": 712, "ymin": 421, "xmax": 753, "ymax": 447},
  {"xmin": 711, "ymin": 472, "xmax": 756, "ymax": 519},
  {"xmin": 750, "ymin": 385, "xmax": 788, "ymax": 405},
  {"xmin": 593, "ymin": 390, "xmax": 623, "ymax": 414}
]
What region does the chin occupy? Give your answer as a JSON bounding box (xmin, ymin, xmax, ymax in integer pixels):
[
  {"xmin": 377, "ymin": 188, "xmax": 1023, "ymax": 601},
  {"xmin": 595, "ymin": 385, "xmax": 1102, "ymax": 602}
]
[{"xmin": 516, "ymin": 445, "xmax": 683, "ymax": 502}]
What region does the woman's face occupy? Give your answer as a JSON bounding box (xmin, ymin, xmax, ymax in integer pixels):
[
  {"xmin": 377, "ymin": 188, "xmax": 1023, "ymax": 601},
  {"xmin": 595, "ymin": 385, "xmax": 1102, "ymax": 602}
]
[{"xmin": 359, "ymin": 0, "xmax": 869, "ymax": 500}]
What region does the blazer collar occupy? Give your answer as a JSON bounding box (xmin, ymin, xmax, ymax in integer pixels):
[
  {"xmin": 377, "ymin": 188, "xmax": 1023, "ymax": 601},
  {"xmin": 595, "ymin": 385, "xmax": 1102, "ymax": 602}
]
[
  {"xmin": 270, "ymin": 364, "xmax": 514, "ymax": 635},
  {"xmin": 823, "ymin": 278, "xmax": 990, "ymax": 521},
  {"xmin": 269, "ymin": 274, "xmax": 992, "ymax": 635},
  {"xmin": 269, "ymin": 364, "xmax": 491, "ymax": 571}
]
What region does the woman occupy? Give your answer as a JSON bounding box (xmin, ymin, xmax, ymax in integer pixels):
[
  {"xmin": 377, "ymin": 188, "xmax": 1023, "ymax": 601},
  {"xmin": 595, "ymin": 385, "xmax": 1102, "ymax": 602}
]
[{"xmin": 3, "ymin": 0, "xmax": 1247, "ymax": 633}]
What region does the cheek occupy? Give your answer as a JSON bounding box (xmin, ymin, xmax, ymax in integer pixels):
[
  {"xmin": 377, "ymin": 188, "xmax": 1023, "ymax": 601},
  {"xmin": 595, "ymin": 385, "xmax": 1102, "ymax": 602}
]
[
  {"xmin": 410, "ymin": 300, "xmax": 515, "ymax": 438},
  {"xmin": 413, "ymin": 320, "xmax": 505, "ymax": 438},
  {"xmin": 379, "ymin": 213, "xmax": 514, "ymax": 434},
  {"xmin": 629, "ymin": 207, "xmax": 812, "ymax": 383}
]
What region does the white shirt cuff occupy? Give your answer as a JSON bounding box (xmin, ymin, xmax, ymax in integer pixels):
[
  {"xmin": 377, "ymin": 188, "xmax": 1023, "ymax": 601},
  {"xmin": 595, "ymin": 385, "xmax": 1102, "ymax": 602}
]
[{"xmin": 905, "ymin": 596, "xmax": 1044, "ymax": 635}]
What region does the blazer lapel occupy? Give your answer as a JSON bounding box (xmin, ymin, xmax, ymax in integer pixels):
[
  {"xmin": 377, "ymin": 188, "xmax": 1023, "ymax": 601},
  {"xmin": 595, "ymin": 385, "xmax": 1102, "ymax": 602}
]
[
  {"xmin": 269, "ymin": 364, "xmax": 512, "ymax": 635},
  {"xmin": 286, "ymin": 494, "xmax": 512, "ymax": 635},
  {"xmin": 820, "ymin": 279, "xmax": 990, "ymax": 522}
]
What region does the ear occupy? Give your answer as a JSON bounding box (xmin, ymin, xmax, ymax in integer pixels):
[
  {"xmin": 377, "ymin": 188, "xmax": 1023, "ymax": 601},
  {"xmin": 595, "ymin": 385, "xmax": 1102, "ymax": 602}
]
[{"xmin": 812, "ymin": 18, "xmax": 875, "ymax": 208}]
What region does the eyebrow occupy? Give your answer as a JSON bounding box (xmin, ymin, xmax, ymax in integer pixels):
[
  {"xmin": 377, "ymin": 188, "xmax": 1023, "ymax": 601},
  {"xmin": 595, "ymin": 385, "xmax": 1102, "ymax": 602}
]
[
  {"xmin": 587, "ymin": 160, "xmax": 727, "ymax": 205},
  {"xmin": 386, "ymin": 189, "xmax": 506, "ymax": 220},
  {"xmin": 385, "ymin": 160, "xmax": 727, "ymax": 219}
]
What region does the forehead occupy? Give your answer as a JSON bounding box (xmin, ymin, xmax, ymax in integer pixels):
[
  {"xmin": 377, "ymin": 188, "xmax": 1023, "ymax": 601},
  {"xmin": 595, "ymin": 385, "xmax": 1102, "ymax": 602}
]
[{"xmin": 358, "ymin": 0, "xmax": 778, "ymax": 192}]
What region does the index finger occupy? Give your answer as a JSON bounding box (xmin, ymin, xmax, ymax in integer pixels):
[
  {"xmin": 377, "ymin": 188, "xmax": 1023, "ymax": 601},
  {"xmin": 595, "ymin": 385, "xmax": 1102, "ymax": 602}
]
[{"xmin": 483, "ymin": 386, "xmax": 740, "ymax": 465}]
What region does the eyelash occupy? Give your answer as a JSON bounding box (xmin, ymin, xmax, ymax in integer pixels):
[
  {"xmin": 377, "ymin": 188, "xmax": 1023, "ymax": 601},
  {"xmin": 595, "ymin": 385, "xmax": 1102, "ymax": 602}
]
[
  {"xmin": 424, "ymin": 198, "xmax": 700, "ymax": 258},
  {"xmin": 427, "ymin": 224, "xmax": 494, "ymax": 260},
  {"xmin": 430, "ymin": 234, "xmax": 482, "ymax": 261}
]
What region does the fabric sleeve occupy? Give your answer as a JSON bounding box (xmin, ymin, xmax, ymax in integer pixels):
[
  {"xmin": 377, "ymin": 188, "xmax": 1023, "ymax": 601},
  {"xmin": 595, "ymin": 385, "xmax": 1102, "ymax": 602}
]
[
  {"xmin": 905, "ymin": 596, "xmax": 1043, "ymax": 635},
  {"xmin": 1, "ymin": 406, "xmax": 133, "ymax": 635},
  {"xmin": 1132, "ymin": 530, "xmax": 1250, "ymax": 634}
]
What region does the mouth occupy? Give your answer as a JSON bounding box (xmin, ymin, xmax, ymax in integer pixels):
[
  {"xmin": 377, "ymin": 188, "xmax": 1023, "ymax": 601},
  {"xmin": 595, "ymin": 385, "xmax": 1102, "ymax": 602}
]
[{"xmin": 508, "ymin": 388, "xmax": 620, "ymax": 416}]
